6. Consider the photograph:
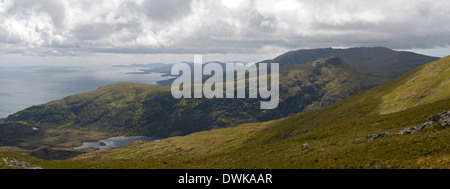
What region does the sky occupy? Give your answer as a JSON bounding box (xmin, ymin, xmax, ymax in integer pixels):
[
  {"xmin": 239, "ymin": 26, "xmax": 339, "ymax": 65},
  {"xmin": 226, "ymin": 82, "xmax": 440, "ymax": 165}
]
[{"xmin": 1, "ymin": 0, "xmax": 450, "ymax": 63}]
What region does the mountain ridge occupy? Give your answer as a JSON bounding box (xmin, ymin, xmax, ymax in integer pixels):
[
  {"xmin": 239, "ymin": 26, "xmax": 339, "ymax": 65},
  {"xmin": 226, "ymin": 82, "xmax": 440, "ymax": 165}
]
[
  {"xmin": 263, "ymin": 46, "xmax": 439, "ymax": 78},
  {"xmin": 145, "ymin": 47, "xmax": 438, "ymax": 85}
]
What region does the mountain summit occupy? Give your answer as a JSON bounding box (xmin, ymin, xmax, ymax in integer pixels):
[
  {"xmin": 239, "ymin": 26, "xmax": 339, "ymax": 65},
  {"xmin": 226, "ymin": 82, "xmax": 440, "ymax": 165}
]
[{"xmin": 265, "ymin": 47, "xmax": 439, "ymax": 78}]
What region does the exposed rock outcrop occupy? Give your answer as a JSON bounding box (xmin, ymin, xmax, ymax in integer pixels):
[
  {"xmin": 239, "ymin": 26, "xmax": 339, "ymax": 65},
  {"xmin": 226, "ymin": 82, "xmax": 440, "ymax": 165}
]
[
  {"xmin": 301, "ymin": 143, "xmax": 310, "ymax": 150},
  {"xmin": 437, "ymin": 110, "xmax": 450, "ymax": 128},
  {"xmin": 397, "ymin": 110, "xmax": 449, "ymax": 135},
  {"xmin": 397, "ymin": 121, "xmax": 434, "ymax": 135},
  {"xmin": 2, "ymin": 157, "xmax": 42, "ymax": 169},
  {"xmin": 366, "ymin": 132, "xmax": 389, "ymax": 141}
]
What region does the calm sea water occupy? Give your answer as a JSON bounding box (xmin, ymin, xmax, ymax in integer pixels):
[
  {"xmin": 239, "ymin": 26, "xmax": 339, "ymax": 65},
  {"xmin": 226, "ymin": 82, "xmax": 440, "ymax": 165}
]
[{"xmin": 0, "ymin": 63, "xmax": 169, "ymax": 118}]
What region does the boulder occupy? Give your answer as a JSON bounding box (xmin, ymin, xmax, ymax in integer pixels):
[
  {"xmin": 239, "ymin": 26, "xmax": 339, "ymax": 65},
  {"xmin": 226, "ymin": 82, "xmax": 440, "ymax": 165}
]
[
  {"xmin": 439, "ymin": 116, "xmax": 450, "ymax": 128},
  {"xmin": 428, "ymin": 114, "xmax": 441, "ymax": 122},
  {"xmin": 417, "ymin": 121, "xmax": 434, "ymax": 130},
  {"xmin": 366, "ymin": 132, "xmax": 389, "ymax": 141},
  {"xmin": 397, "ymin": 127, "xmax": 421, "ymax": 135},
  {"xmin": 437, "ymin": 110, "xmax": 450, "ymax": 128},
  {"xmin": 2, "ymin": 157, "xmax": 42, "ymax": 169},
  {"xmin": 301, "ymin": 143, "xmax": 310, "ymax": 150},
  {"xmin": 396, "ymin": 121, "xmax": 433, "ymax": 135}
]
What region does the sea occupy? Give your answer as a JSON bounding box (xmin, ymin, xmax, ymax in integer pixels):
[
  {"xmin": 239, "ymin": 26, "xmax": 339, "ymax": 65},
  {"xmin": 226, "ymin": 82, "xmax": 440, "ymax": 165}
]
[{"xmin": 0, "ymin": 62, "xmax": 169, "ymax": 118}]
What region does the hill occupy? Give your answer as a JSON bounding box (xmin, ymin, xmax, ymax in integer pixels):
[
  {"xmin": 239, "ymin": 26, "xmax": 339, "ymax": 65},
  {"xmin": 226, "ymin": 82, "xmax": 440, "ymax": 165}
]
[
  {"xmin": 1, "ymin": 57, "xmax": 386, "ymax": 138},
  {"xmin": 264, "ymin": 47, "xmax": 439, "ymax": 78},
  {"xmin": 66, "ymin": 56, "xmax": 450, "ymax": 169},
  {"xmin": 141, "ymin": 47, "xmax": 437, "ymax": 86},
  {"xmin": 378, "ymin": 57, "xmax": 450, "ymax": 114}
]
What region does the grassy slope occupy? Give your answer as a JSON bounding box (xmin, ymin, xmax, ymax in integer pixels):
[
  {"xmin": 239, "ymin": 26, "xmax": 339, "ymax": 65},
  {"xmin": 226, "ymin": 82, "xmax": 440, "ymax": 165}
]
[
  {"xmin": 378, "ymin": 56, "xmax": 450, "ymax": 114},
  {"xmin": 3, "ymin": 83, "xmax": 170, "ymax": 133},
  {"xmin": 50, "ymin": 56, "xmax": 450, "ymax": 169},
  {"xmin": 2, "ymin": 100, "xmax": 448, "ymax": 169}
]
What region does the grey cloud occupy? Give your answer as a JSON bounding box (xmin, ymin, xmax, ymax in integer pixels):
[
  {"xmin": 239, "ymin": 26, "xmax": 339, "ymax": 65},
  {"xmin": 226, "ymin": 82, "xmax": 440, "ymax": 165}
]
[
  {"xmin": 5, "ymin": 0, "xmax": 65, "ymax": 26},
  {"xmin": 142, "ymin": 0, "xmax": 192, "ymax": 23},
  {"xmin": 73, "ymin": 23, "xmax": 116, "ymax": 41},
  {"xmin": 1, "ymin": 0, "xmax": 450, "ymax": 56},
  {"xmin": 35, "ymin": 0, "xmax": 66, "ymax": 27}
]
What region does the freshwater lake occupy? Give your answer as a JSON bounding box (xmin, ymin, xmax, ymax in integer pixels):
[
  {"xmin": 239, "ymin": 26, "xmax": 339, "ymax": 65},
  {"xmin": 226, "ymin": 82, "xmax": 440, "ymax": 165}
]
[{"xmin": 74, "ymin": 136, "xmax": 160, "ymax": 151}]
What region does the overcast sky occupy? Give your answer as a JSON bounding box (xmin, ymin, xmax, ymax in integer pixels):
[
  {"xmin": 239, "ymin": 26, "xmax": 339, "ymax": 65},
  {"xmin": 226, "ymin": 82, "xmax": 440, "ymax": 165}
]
[{"xmin": 1, "ymin": 0, "xmax": 450, "ymax": 62}]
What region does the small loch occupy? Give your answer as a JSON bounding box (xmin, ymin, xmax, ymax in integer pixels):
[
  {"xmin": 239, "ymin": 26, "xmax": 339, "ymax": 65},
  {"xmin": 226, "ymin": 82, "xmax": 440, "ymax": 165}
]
[{"xmin": 74, "ymin": 136, "xmax": 160, "ymax": 151}]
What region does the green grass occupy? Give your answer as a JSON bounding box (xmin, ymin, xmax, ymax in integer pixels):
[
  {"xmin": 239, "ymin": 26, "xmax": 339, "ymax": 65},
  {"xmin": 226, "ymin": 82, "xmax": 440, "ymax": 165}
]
[
  {"xmin": 379, "ymin": 56, "xmax": 450, "ymax": 114},
  {"xmin": 49, "ymin": 99, "xmax": 448, "ymax": 169}
]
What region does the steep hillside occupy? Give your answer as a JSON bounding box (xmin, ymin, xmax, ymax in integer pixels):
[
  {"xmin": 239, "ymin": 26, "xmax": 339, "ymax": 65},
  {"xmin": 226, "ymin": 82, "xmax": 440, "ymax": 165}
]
[
  {"xmin": 378, "ymin": 57, "xmax": 450, "ymax": 114},
  {"xmin": 251, "ymin": 56, "xmax": 450, "ymax": 144},
  {"xmin": 278, "ymin": 56, "xmax": 385, "ymax": 112},
  {"xmin": 1, "ymin": 57, "xmax": 385, "ymax": 138},
  {"xmin": 2, "ymin": 83, "xmax": 170, "ymax": 134},
  {"xmin": 68, "ymin": 56, "xmax": 450, "ymax": 169}
]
